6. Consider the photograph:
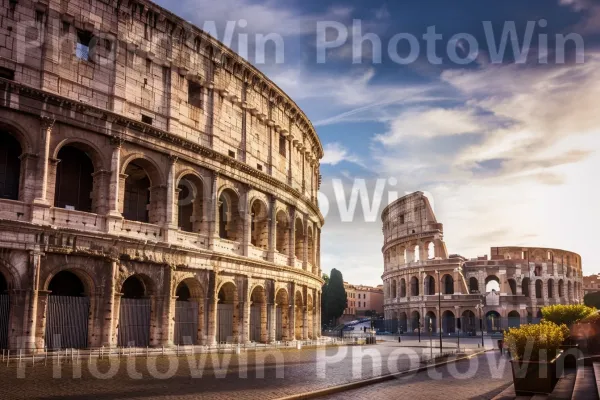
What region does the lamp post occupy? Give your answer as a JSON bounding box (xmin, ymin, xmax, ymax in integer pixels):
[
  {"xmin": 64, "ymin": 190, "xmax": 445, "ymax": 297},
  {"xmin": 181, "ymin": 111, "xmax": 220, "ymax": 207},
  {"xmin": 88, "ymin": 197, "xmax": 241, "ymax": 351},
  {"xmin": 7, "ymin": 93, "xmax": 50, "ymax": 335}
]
[
  {"xmin": 435, "ymin": 270, "xmax": 442, "ymax": 354},
  {"xmin": 476, "ymin": 301, "xmax": 484, "ymax": 347}
]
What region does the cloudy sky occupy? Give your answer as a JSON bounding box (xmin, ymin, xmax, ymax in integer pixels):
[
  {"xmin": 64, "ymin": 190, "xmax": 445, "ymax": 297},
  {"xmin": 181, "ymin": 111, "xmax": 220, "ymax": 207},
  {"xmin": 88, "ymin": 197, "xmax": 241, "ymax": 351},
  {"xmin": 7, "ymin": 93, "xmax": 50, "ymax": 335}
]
[{"xmin": 156, "ymin": 0, "xmax": 600, "ymax": 285}]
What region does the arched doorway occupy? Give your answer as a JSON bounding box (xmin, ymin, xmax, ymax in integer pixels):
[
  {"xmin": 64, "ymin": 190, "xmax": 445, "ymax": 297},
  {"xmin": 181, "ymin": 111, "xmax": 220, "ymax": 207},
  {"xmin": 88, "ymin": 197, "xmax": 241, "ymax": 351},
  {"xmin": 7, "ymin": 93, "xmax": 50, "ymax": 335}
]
[
  {"xmin": 275, "ymin": 289, "xmax": 289, "ymax": 341},
  {"xmin": 177, "ymin": 174, "xmax": 204, "ymax": 233},
  {"xmin": 249, "ymin": 286, "xmax": 268, "ymax": 343},
  {"xmin": 174, "ymin": 279, "xmax": 204, "ymax": 345},
  {"xmin": 118, "ymin": 275, "xmax": 152, "ymax": 347},
  {"xmin": 46, "ymin": 271, "xmax": 90, "ymax": 349},
  {"xmin": 410, "ymin": 310, "xmax": 420, "ymax": 333},
  {"xmin": 250, "ymin": 200, "xmax": 269, "ymax": 249},
  {"xmin": 425, "ymin": 311, "xmax": 437, "ymax": 333},
  {"xmin": 469, "ymin": 277, "xmax": 479, "ymax": 294},
  {"xmin": 508, "ymin": 279, "xmax": 517, "ymax": 295},
  {"xmin": 0, "ymin": 131, "xmax": 22, "ymax": 200},
  {"xmin": 508, "ymin": 311, "xmax": 521, "ymax": 328},
  {"xmin": 275, "ymin": 211, "xmax": 290, "ymax": 254},
  {"xmin": 547, "ymin": 279, "xmax": 554, "ymax": 299},
  {"xmin": 424, "ymin": 275, "xmax": 435, "ymax": 295},
  {"xmin": 295, "ymin": 292, "xmax": 304, "ymax": 340},
  {"xmin": 217, "ymin": 282, "xmax": 237, "ymax": 343},
  {"xmin": 391, "ymin": 280, "xmax": 397, "ymax": 298},
  {"xmin": 218, "ymin": 189, "xmax": 241, "ymax": 241},
  {"xmin": 522, "ymin": 277, "xmax": 531, "ymax": 297},
  {"xmin": 535, "ymin": 280, "xmax": 543, "ymax": 299},
  {"xmin": 485, "ymin": 276, "xmax": 500, "ymax": 293},
  {"xmin": 442, "ymin": 274, "xmax": 454, "ymax": 294},
  {"xmin": 123, "ymin": 162, "xmax": 151, "ymax": 222},
  {"xmin": 295, "ymin": 218, "xmax": 305, "ymax": 262},
  {"xmin": 54, "ymin": 146, "xmax": 94, "ymax": 212},
  {"xmin": 0, "ymin": 271, "xmax": 9, "ymax": 349},
  {"xmin": 400, "ymin": 279, "xmax": 406, "ymax": 297},
  {"xmin": 398, "ymin": 312, "xmax": 408, "ymax": 333},
  {"xmin": 485, "ymin": 311, "xmax": 501, "ymax": 333},
  {"xmin": 307, "ymin": 227, "xmax": 315, "ymax": 268},
  {"xmin": 410, "ymin": 277, "xmax": 419, "ymax": 296},
  {"xmin": 558, "ymin": 280, "xmax": 564, "ymax": 298},
  {"xmin": 461, "ymin": 310, "xmax": 476, "ymax": 335},
  {"xmin": 442, "ymin": 310, "xmax": 456, "ymax": 333}
]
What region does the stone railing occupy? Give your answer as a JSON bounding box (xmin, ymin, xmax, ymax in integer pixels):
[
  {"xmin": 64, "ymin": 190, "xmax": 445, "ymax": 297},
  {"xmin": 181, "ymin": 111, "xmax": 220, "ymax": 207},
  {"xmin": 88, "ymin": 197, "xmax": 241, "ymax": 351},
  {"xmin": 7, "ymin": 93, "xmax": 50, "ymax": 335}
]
[
  {"xmin": 120, "ymin": 220, "xmax": 164, "ymax": 241},
  {"xmin": 172, "ymin": 230, "xmax": 209, "ymax": 250},
  {"xmin": 294, "ymin": 258, "xmax": 304, "ymax": 269},
  {"xmin": 248, "ymin": 245, "xmax": 268, "ymax": 261},
  {"xmin": 0, "ymin": 198, "xmax": 28, "ymax": 221},
  {"xmin": 49, "ymin": 207, "xmax": 106, "ymax": 233},
  {"xmin": 213, "ymin": 238, "xmax": 241, "ymax": 255},
  {"xmin": 273, "ymin": 251, "xmax": 288, "ymax": 266}
]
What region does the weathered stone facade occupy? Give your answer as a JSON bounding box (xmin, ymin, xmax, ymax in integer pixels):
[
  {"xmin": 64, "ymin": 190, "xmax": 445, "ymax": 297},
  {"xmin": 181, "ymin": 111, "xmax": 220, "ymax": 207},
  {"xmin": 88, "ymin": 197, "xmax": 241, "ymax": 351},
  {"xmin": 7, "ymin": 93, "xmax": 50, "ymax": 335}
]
[
  {"xmin": 0, "ymin": 0, "xmax": 323, "ymax": 351},
  {"xmin": 382, "ymin": 192, "xmax": 583, "ymax": 333}
]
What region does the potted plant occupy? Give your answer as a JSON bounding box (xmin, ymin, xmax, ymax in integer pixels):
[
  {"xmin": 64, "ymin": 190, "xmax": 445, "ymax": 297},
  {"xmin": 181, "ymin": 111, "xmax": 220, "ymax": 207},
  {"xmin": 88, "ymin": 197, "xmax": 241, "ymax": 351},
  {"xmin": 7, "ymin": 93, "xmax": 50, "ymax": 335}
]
[
  {"xmin": 505, "ymin": 321, "xmax": 566, "ymax": 396},
  {"xmin": 571, "ymin": 312, "xmax": 600, "ymax": 355}
]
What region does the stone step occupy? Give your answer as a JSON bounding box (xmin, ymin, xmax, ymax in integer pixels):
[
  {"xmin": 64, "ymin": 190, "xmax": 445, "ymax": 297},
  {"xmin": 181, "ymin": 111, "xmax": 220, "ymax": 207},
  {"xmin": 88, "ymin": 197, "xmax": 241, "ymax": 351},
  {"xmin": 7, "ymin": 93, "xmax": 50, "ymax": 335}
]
[
  {"xmin": 572, "ymin": 366, "xmax": 598, "ymax": 400},
  {"xmin": 593, "ymin": 363, "xmax": 600, "ymax": 399},
  {"xmin": 548, "ymin": 369, "xmax": 577, "ymax": 400}
]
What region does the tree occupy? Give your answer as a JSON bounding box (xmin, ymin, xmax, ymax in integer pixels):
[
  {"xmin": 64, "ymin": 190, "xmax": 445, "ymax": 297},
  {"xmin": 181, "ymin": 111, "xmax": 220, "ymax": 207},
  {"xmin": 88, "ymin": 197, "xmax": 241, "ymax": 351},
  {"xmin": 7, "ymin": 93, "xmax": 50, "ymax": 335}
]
[
  {"xmin": 321, "ymin": 268, "xmax": 347, "ymax": 326},
  {"xmin": 321, "ymin": 273, "xmax": 329, "ymax": 325},
  {"xmin": 585, "ymin": 292, "xmax": 600, "ymax": 309}
]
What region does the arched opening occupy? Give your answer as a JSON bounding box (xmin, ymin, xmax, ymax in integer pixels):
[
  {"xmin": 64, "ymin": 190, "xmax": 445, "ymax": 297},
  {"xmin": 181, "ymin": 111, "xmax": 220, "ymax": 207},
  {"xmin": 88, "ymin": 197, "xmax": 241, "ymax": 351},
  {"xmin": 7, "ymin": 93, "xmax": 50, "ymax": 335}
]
[
  {"xmin": 461, "ymin": 310, "xmax": 476, "ymax": 335},
  {"xmin": 485, "ymin": 276, "xmax": 500, "ymax": 293},
  {"xmin": 0, "ymin": 131, "xmax": 22, "ymax": 200},
  {"xmin": 218, "ymin": 189, "xmax": 241, "ymax": 241},
  {"xmin": 177, "ymin": 174, "xmax": 204, "ymax": 233},
  {"xmin": 294, "ymin": 292, "xmax": 304, "ymax": 340},
  {"xmin": 275, "ymin": 210, "xmax": 290, "ymax": 254},
  {"xmin": 485, "ymin": 311, "xmax": 501, "ymax": 333},
  {"xmin": 427, "ymin": 242, "xmax": 435, "ymax": 259},
  {"xmin": 442, "ymin": 274, "xmax": 454, "ymax": 295},
  {"xmin": 174, "ymin": 279, "xmax": 204, "ymax": 345},
  {"xmin": 123, "ymin": 162, "xmax": 151, "ymax": 223},
  {"xmin": 391, "ymin": 280, "xmax": 397, "ymax": 298},
  {"xmin": 54, "ymin": 146, "xmax": 94, "ymax": 212},
  {"xmin": 522, "ymin": 277, "xmax": 531, "ymax": 297},
  {"xmin": 425, "ymin": 311, "xmax": 437, "ymax": 333},
  {"xmin": 46, "ymin": 270, "xmax": 90, "ymax": 349},
  {"xmin": 307, "ymin": 294, "xmax": 314, "ymax": 339},
  {"xmin": 400, "ymin": 278, "xmax": 406, "ymax": 298},
  {"xmin": 275, "ymin": 289, "xmax": 289, "ymax": 341},
  {"xmin": 547, "ymin": 279, "xmax": 554, "ymax": 299},
  {"xmin": 0, "ymin": 271, "xmax": 10, "ymax": 350},
  {"xmin": 410, "ymin": 310, "xmax": 420, "ymax": 333},
  {"xmin": 508, "ymin": 310, "xmax": 521, "ymax": 328},
  {"xmin": 250, "ymin": 286, "xmax": 268, "ymax": 343},
  {"xmin": 535, "ymin": 280, "xmax": 543, "ymax": 299},
  {"xmin": 413, "ymin": 245, "xmax": 420, "ymax": 262},
  {"xmin": 295, "ymin": 218, "xmax": 305, "ymax": 261},
  {"xmin": 558, "ymin": 280, "xmax": 564, "ymax": 298},
  {"xmin": 567, "ymin": 281, "xmax": 573, "ymax": 300},
  {"xmin": 442, "ymin": 310, "xmax": 456, "ymax": 333},
  {"xmin": 425, "ymin": 275, "xmax": 435, "ymax": 295},
  {"xmin": 217, "ymin": 282, "xmax": 237, "ymax": 343},
  {"xmin": 398, "ymin": 312, "xmax": 408, "ymax": 333},
  {"xmin": 508, "ymin": 279, "xmax": 517, "ymax": 295},
  {"xmin": 410, "ymin": 277, "xmax": 419, "ymax": 296},
  {"xmin": 118, "ymin": 275, "xmax": 152, "ymax": 347},
  {"xmin": 250, "ymin": 200, "xmax": 269, "ymax": 248},
  {"xmin": 469, "ymin": 277, "xmax": 479, "ymax": 294},
  {"xmin": 307, "ymin": 227, "xmax": 315, "ymax": 267}
]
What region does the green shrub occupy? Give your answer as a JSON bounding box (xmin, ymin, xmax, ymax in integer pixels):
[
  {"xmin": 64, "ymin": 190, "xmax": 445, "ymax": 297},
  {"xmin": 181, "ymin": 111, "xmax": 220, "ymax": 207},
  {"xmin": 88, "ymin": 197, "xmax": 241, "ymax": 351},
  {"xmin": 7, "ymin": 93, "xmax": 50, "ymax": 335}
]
[
  {"xmin": 504, "ymin": 321, "xmax": 566, "ymax": 361},
  {"xmin": 541, "ymin": 304, "xmax": 596, "ymax": 327}
]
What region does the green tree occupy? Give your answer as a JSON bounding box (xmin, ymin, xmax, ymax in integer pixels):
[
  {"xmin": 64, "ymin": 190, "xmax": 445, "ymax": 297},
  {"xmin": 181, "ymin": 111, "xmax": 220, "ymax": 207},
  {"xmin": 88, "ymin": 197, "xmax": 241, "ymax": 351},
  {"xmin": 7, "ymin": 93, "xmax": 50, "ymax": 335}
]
[
  {"xmin": 585, "ymin": 292, "xmax": 600, "ymax": 309},
  {"xmin": 321, "ymin": 273, "xmax": 329, "ymax": 325},
  {"xmin": 324, "ymin": 268, "xmax": 347, "ymax": 325}
]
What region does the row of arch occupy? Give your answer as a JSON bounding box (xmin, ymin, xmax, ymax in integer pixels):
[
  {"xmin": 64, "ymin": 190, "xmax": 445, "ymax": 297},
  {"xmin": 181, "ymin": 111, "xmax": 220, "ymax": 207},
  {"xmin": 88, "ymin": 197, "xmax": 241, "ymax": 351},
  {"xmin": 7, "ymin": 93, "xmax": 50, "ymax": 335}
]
[
  {"xmin": 384, "ymin": 242, "xmax": 437, "ymax": 264},
  {"xmin": 387, "ymin": 273, "xmax": 462, "ymax": 298},
  {"xmin": 0, "ymin": 131, "xmax": 318, "ymax": 265}
]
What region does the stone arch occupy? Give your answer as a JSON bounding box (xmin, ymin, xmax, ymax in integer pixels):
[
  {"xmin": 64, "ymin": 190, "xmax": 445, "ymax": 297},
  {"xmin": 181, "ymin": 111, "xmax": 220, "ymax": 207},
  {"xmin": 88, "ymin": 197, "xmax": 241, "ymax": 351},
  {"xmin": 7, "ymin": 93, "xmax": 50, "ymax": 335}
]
[
  {"xmin": 558, "ymin": 279, "xmax": 564, "ymax": 298},
  {"xmin": 122, "ymin": 157, "xmax": 163, "ymax": 223},
  {"xmin": 217, "ymin": 281, "xmax": 237, "ymax": 343},
  {"xmin": 307, "ymin": 226, "xmax": 315, "ymax": 267},
  {"xmin": 442, "ymin": 310, "xmax": 456, "ymax": 333},
  {"xmin": 391, "ymin": 279, "xmax": 397, "ymax": 298},
  {"xmin": 44, "ymin": 265, "xmax": 97, "ymax": 297},
  {"xmin": 410, "ymin": 276, "xmax": 419, "ymax": 296},
  {"xmin": 400, "ymin": 278, "xmax": 406, "ymax": 297},
  {"xmin": 425, "ymin": 310, "xmax": 437, "ymax": 333},
  {"xmin": 485, "ymin": 275, "xmax": 500, "ymax": 293},
  {"xmin": 469, "ymin": 277, "xmax": 479, "ymax": 294},
  {"xmin": 0, "ymin": 259, "xmax": 21, "ymax": 290},
  {"xmin": 275, "ymin": 209, "xmax": 290, "ymax": 254},
  {"xmin": 398, "ymin": 311, "xmax": 408, "ymax": 332},
  {"xmin": 0, "ymin": 119, "xmax": 32, "ymax": 154},
  {"xmin": 547, "ymin": 278, "xmax": 554, "ymax": 299},
  {"xmin": 485, "ymin": 310, "xmax": 501, "ymax": 333},
  {"xmin": 0, "ymin": 130, "xmax": 23, "ymax": 201},
  {"xmin": 410, "ymin": 310, "xmax": 420, "ymax": 332},
  {"xmin": 218, "ymin": 188, "xmax": 242, "ymax": 241},
  {"xmin": 249, "ymin": 284, "xmax": 268, "ymax": 343},
  {"xmin": 120, "ymin": 153, "xmax": 164, "ymax": 186},
  {"xmin": 294, "ymin": 217, "xmax": 305, "ymax": 261},
  {"xmin": 461, "ymin": 310, "xmax": 477, "ymax": 334},
  {"xmin": 250, "ymin": 198, "xmax": 269, "ymax": 248},
  {"xmin": 118, "ymin": 273, "xmax": 155, "ymax": 347},
  {"xmin": 508, "ymin": 310, "xmax": 521, "ymax": 328},
  {"xmin": 522, "ymin": 277, "xmax": 531, "ymax": 297},
  {"xmin": 427, "ymin": 242, "xmax": 435, "ymax": 259},
  {"xmin": 442, "ymin": 274, "xmax": 454, "ymax": 294},
  {"xmin": 424, "ymin": 274, "xmax": 435, "ymax": 295},
  {"xmin": 535, "ymin": 279, "xmax": 543, "ymax": 299},
  {"xmin": 177, "ymin": 173, "xmax": 205, "ymax": 233},
  {"xmin": 54, "ymin": 145, "xmax": 95, "ymax": 212},
  {"xmin": 52, "ymin": 138, "xmax": 105, "ymax": 171}
]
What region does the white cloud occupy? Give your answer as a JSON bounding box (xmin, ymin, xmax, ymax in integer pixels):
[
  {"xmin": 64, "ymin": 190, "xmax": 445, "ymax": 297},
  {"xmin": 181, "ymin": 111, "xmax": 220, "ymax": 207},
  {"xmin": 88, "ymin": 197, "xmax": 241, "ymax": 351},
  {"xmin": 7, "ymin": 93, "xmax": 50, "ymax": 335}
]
[{"xmin": 321, "ymin": 142, "xmax": 363, "ymax": 166}]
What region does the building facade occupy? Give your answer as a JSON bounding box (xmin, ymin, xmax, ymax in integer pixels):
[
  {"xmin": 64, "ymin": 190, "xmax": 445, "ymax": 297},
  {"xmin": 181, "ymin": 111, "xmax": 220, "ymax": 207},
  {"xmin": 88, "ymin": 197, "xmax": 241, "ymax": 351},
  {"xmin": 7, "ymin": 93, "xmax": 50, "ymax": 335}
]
[
  {"xmin": 343, "ymin": 283, "xmax": 384, "ymax": 319},
  {"xmin": 382, "ymin": 192, "xmax": 584, "ymax": 334},
  {"xmin": 0, "ymin": 0, "xmax": 324, "ymax": 351},
  {"xmin": 583, "ymin": 275, "xmax": 600, "ymax": 296}
]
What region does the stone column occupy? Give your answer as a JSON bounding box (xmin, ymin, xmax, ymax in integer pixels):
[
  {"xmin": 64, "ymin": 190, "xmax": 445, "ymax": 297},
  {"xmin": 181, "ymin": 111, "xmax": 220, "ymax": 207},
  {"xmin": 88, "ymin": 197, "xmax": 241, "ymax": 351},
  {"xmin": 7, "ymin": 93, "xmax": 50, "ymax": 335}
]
[
  {"xmin": 289, "ymin": 209, "xmax": 296, "ymax": 267},
  {"xmin": 242, "ymin": 187, "xmax": 251, "ymax": 257},
  {"xmin": 232, "ymin": 280, "xmax": 241, "ymax": 343},
  {"xmin": 287, "ymin": 135, "xmax": 293, "ymax": 186},
  {"xmin": 302, "ymin": 216, "xmax": 309, "ymax": 271},
  {"xmin": 267, "ymin": 197, "xmax": 276, "ymax": 262},
  {"xmin": 241, "ymin": 278, "xmax": 250, "ymax": 344},
  {"xmin": 206, "ymin": 270, "xmax": 218, "ymax": 345},
  {"xmin": 23, "ymin": 251, "xmax": 42, "ymax": 351},
  {"xmin": 208, "ymin": 172, "xmax": 220, "ymax": 251},
  {"xmin": 302, "ymin": 306, "xmax": 308, "ymax": 340},
  {"xmin": 260, "ymin": 300, "xmax": 268, "ymax": 343},
  {"xmin": 107, "ymin": 138, "xmax": 123, "ymax": 217},
  {"xmin": 164, "ymin": 156, "xmax": 178, "ymax": 230},
  {"xmin": 289, "ymin": 285, "xmax": 296, "ymax": 340},
  {"xmin": 268, "ymin": 303, "xmax": 276, "ymax": 342},
  {"xmin": 33, "ymin": 117, "xmax": 54, "ymax": 206},
  {"xmin": 101, "ymin": 260, "xmax": 118, "ymax": 347}
]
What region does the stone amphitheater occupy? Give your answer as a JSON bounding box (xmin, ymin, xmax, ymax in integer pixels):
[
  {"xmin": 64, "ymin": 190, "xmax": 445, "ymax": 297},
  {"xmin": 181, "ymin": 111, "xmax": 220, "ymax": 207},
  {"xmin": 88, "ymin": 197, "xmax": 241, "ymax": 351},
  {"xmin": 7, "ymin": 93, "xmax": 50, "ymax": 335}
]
[
  {"xmin": 0, "ymin": 0, "xmax": 323, "ymax": 351},
  {"xmin": 382, "ymin": 192, "xmax": 584, "ymax": 334}
]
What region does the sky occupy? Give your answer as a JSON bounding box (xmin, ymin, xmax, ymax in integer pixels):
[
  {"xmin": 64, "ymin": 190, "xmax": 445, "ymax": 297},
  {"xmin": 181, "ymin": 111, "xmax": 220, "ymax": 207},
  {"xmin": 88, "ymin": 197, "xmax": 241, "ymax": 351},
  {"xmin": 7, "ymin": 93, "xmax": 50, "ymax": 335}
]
[{"xmin": 155, "ymin": 0, "xmax": 600, "ymax": 285}]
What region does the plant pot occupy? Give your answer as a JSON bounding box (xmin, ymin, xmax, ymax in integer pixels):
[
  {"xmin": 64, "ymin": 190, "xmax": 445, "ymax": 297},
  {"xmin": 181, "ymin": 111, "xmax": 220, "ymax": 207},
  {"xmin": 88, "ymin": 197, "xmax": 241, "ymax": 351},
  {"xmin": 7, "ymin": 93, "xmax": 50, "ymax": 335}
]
[
  {"xmin": 558, "ymin": 344, "xmax": 580, "ymax": 370},
  {"xmin": 510, "ymin": 355, "xmax": 560, "ymax": 396}
]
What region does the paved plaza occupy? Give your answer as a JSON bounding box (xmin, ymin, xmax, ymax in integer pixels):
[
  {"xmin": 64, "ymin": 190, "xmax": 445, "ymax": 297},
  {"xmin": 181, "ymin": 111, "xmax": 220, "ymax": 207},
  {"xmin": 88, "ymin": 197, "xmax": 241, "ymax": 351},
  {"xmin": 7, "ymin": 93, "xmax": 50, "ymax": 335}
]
[{"xmin": 0, "ymin": 340, "xmax": 511, "ymax": 400}]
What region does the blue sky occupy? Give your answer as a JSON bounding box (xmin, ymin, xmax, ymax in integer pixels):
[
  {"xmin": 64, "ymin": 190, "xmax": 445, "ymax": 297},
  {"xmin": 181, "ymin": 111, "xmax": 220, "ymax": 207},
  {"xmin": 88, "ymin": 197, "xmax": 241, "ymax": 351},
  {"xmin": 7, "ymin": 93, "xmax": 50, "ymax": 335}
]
[{"xmin": 156, "ymin": 0, "xmax": 600, "ymax": 285}]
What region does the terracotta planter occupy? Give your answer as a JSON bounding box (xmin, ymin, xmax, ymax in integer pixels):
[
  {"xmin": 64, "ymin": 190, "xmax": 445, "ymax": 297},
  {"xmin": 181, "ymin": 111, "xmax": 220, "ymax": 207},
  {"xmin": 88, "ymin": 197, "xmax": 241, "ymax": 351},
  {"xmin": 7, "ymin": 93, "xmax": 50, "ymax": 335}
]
[
  {"xmin": 559, "ymin": 344, "xmax": 580, "ymax": 370},
  {"xmin": 510, "ymin": 354, "xmax": 560, "ymax": 396}
]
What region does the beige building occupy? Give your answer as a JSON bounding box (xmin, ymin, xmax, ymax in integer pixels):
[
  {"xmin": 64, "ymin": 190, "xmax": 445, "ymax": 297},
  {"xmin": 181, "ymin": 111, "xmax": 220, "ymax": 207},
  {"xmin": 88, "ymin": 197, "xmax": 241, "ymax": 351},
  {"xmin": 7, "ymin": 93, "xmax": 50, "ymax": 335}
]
[
  {"xmin": 583, "ymin": 275, "xmax": 600, "ymax": 295},
  {"xmin": 382, "ymin": 192, "xmax": 584, "ymax": 333},
  {"xmin": 0, "ymin": 0, "xmax": 324, "ymax": 351},
  {"xmin": 343, "ymin": 282, "xmax": 384, "ymax": 318}
]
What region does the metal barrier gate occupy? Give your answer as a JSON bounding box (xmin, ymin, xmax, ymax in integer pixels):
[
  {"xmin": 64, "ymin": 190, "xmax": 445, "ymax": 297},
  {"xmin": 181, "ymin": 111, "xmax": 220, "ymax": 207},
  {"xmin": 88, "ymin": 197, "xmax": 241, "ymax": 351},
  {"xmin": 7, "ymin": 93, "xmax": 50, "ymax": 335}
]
[
  {"xmin": 45, "ymin": 295, "xmax": 90, "ymax": 349},
  {"xmin": 217, "ymin": 304, "xmax": 233, "ymax": 343},
  {"xmin": 0, "ymin": 294, "xmax": 9, "ymax": 349},
  {"xmin": 276, "ymin": 306, "xmax": 283, "ymax": 340},
  {"xmin": 118, "ymin": 298, "xmax": 151, "ymax": 347},
  {"xmin": 250, "ymin": 305, "xmax": 261, "ymax": 342},
  {"xmin": 174, "ymin": 301, "xmax": 199, "ymax": 345}
]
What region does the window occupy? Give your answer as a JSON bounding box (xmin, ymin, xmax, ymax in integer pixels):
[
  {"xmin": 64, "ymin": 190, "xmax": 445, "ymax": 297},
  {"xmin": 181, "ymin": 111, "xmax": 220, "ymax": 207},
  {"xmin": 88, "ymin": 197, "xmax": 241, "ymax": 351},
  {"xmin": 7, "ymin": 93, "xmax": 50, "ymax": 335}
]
[
  {"xmin": 0, "ymin": 67, "xmax": 14, "ymax": 81},
  {"xmin": 400, "ymin": 214, "xmax": 405, "ymax": 224},
  {"xmin": 76, "ymin": 30, "xmax": 92, "ymax": 61},
  {"xmin": 141, "ymin": 115, "xmax": 153, "ymax": 125},
  {"xmin": 257, "ymin": 164, "xmax": 263, "ymax": 171},
  {"xmin": 228, "ymin": 150, "xmax": 235, "ymax": 158},
  {"xmin": 146, "ymin": 59, "xmax": 152, "ymax": 74},
  {"xmin": 61, "ymin": 21, "xmax": 70, "ymax": 35},
  {"xmin": 279, "ymin": 134, "xmax": 286, "ymax": 157},
  {"xmin": 188, "ymin": 81, "xmax": 203, "ymax": 108}
]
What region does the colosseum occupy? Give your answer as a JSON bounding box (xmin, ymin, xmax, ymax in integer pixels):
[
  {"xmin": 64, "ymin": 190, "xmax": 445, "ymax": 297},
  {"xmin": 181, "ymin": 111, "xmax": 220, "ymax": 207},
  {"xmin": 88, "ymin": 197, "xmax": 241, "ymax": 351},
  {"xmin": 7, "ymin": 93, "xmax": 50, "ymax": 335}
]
[
  {"xmin": 0, "ymin": 0, "xmax": 324, "ymax": 351},
  {"xmin": 382, "ymin": 192, "xmax": 584, "ymax": 334}
]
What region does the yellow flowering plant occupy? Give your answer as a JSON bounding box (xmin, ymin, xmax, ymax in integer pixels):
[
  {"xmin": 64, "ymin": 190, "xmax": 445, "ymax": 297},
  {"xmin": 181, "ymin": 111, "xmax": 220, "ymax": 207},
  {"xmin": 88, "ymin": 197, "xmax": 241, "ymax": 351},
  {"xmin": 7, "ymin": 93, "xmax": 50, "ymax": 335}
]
[{"xmin": 504, "ymin": 321, "xmax": 566, "ymax": 361}]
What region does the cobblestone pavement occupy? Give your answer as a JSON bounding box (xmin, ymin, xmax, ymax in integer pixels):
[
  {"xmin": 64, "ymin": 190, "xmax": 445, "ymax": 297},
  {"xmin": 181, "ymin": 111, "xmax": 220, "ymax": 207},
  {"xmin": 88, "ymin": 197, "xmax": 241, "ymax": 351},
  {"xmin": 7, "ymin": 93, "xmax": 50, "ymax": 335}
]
[
  {"xmin": 0, "ymin": 343, "xmax": 438, "ymax": 400},
  {"xmin": 322, "ymin": 351, "xmax": 513, "ymax": 400}
]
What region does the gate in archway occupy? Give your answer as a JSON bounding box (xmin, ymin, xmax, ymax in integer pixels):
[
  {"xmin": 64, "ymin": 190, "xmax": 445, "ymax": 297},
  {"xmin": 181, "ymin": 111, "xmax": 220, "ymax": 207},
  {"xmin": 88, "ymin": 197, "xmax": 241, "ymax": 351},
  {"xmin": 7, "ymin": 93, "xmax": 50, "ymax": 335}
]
[
  {"xmin": 217, "ymin": 303, "xmax": 234, "ymax": 343},
  {"xmin": 118, "ymin": 298, "xmax": 151, "ymax": 347},
  {"xmin": 45, "ymin": 296, "xmax": 90, "ymax": 349},
  {"xmin": 174, "ymin": 301, "xmax": 199, "ymax": 345},
  {"xmin": 276, "ymin": 306, "xmax": 283, "ymax": 340},
  {"xmin": 0, "ymin": 294, "xmax": 9, "ymax": 349},
  {"xmin": 250, "ymin": 305, "xmax": 261, "ymax": 342}
]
